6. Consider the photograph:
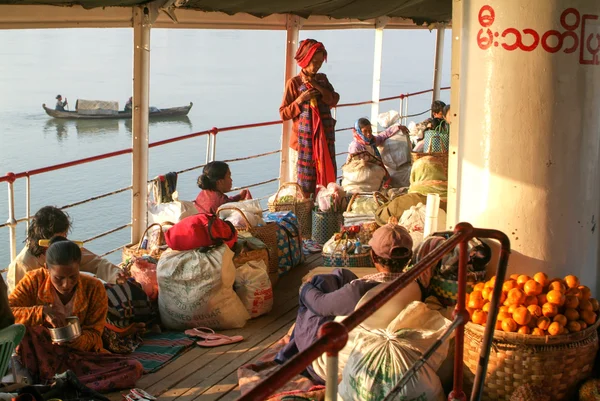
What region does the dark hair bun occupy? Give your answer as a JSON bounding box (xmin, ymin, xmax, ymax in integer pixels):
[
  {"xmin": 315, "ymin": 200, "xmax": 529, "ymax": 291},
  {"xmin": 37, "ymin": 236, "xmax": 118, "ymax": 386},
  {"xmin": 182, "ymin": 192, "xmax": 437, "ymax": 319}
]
[{"xmin": 46, "ymin": 237, "xmax": 82, "ymax": 266}]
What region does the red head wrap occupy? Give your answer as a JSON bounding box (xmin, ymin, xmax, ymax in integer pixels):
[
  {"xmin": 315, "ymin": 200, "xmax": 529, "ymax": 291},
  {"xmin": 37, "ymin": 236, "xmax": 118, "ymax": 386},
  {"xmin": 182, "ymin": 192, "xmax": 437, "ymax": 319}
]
[{"xmin": 294, "ymin": 39, "xmax": 328, "ymax": 69}]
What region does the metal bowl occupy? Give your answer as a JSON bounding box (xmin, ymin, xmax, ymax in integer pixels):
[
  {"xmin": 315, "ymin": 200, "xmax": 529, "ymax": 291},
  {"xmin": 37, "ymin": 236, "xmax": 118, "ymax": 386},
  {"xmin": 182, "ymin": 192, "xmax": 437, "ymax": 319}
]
[{"xmin": 48, "ymin": 316, "xmax": 82, "ymax": 343}]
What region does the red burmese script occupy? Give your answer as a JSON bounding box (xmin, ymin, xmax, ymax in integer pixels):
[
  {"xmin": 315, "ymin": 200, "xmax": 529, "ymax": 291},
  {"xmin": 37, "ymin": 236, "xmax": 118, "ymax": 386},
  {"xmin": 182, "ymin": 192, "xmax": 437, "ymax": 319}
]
[{"xmin": 476, "ymin": 5, "xmax": 600, "ymax": 65}]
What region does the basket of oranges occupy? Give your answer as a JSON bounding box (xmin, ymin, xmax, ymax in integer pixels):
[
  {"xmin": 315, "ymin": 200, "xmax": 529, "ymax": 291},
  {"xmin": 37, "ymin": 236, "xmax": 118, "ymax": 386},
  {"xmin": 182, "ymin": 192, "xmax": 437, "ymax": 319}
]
[{"xmin": 463, "ymin": 273, "xmax": 600, "ymax": 401}]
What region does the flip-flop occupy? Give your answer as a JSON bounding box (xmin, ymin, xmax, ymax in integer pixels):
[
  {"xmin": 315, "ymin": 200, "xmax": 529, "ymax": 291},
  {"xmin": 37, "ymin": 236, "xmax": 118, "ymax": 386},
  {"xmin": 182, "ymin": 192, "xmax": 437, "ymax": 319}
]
[
  {"xmin": 196, "ymin": 334, "xmax": 244, "ymax": 348},
  {"xmin": 184, "ymin": 327, "xmax": 216, "ymax": 339}
]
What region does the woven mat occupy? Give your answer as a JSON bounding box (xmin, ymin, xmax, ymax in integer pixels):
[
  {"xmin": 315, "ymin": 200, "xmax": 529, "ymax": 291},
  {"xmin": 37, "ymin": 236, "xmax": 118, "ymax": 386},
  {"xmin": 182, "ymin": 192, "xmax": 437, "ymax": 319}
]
[{"xmin": 131, "ymin": 331, "xmax": 195, "ymax": 373}]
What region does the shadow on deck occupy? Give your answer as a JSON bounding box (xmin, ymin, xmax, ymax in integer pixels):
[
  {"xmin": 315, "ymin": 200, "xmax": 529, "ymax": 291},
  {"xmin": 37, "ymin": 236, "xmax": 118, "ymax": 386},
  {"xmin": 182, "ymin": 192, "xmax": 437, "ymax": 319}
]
[{"xmin": 107, "ymin": 253, "xmax": 324, "ymax": 401}]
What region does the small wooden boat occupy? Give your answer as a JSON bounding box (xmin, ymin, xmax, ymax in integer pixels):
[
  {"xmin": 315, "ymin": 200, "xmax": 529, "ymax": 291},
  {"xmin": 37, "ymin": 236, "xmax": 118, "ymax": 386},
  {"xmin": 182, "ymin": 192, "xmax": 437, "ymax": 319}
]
[{"xmin": 42, "ymin": 102, "xmax": 193, "ymax": 120}]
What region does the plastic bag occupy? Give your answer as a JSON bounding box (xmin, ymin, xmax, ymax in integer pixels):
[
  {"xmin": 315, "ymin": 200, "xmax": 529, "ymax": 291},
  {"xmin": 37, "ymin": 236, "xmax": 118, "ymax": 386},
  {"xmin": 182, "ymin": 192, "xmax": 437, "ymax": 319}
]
[
  {"xmin": 234, "ymin": 260, "xmax": 273, "ymax": 318},
  {"xmin": 157, "ymin": 245, "xmax": 250, "ymax": 330},
  {"xmin": 218, "ymin": 199, "xmax": 265, "ymax": 229},
  {"xmin": 399, "ymin": 203, "xmax": 446, "ymax": 233},
  {"xmin": 130, "ymin": 257, "xmax": 159, "ymax": 301},
  {"xmin": 148, "ymin": 191, "xmax": 198, "ymax": 226},
  {"xmin": 377, "ymin": 110, "xmax": 400, "ymax": 129},
  {"xmin": 339, "ymin": 301, "xmax": 450, "ymax": 401},
  {"xmin": 378, "ymin": 132, "xmax": 412, "ymax": 188},
  {"xmin": 316, "ymin": 183, "xmax": 346, "ymax": 212}
]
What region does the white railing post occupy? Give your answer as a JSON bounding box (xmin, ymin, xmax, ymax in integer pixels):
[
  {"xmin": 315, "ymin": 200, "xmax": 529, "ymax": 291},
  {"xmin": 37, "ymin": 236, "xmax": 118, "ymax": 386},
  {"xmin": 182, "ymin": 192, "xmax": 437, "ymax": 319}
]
[
  {"xmin": 403, "ymin": 95, "xmax": 410, "ymax": 125},
  {"xmin": 210, "ymin": 128, "xmax": 218, "ymax": 162},
  {"xmin": 25, "ymin": 176, "xmax": 31, "ymax": 232},
  {"xmin": 5, "ymin": 175, "xmax": 17, "ymax": 262},
  {"xmin": 432, "ymin": 25, "xmax": 446, "ymax": 102},
  {"xmin": 370, "ymin": 17, "xmax": 387, "ymax": 128},
  {"xmin": 279, "ymin": 14, "xmax": 301, "ymax": 186},
  {"xmin": 131, "ymin": 5, "xmax": 154, "ymax": 243}
]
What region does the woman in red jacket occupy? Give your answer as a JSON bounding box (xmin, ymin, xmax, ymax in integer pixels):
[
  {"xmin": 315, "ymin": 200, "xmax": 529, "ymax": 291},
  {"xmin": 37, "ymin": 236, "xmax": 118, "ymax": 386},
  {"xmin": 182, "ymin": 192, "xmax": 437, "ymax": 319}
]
[{"xmin": 194, "ymin": 161, "xmax": 250, "ymax": 214}]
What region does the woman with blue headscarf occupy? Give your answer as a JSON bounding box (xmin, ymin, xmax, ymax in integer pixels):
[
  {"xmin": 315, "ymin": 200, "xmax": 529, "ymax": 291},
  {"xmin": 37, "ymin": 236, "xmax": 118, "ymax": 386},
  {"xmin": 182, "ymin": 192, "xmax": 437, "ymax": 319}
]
[{"xmin": 347, "ymin": 118, "xmax": 409, "ymax": 161}]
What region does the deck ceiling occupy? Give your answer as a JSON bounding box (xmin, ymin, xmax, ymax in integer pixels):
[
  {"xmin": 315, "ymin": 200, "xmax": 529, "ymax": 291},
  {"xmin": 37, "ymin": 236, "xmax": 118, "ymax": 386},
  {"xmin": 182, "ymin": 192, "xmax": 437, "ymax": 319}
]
[{"xmin": 0, "ymin": 0, "xmax": 452, "ymax": 24}]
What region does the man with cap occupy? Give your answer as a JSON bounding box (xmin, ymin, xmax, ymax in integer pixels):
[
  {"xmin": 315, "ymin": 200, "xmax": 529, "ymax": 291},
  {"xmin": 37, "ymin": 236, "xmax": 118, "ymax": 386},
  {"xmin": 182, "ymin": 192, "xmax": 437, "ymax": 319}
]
[
  {"xmin": 276, "ymin": 223, "xmax": 426, "ymax": 383},
  {"xmin": 55, "ymin": 94, "xmax": 68, "ymax": 111}
]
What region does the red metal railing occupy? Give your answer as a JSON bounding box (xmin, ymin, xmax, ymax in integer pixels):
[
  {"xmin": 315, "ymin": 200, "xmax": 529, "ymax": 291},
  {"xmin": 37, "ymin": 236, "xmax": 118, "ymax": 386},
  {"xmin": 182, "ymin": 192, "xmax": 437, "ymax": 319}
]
[{"xmin": 237, "ymin": 223, "xmax": 510, "ymax": 401}]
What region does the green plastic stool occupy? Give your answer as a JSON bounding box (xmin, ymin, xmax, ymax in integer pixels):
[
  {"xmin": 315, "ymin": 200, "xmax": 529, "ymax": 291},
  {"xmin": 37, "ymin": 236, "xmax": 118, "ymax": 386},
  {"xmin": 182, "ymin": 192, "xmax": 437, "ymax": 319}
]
[{"xmin": 0, "ymin": 324, "xmax": 26, "ymax": 377}]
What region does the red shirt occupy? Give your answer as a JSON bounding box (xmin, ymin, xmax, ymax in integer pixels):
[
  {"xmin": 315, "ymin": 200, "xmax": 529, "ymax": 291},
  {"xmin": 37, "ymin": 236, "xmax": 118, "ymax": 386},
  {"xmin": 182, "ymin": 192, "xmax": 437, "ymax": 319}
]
[{"xmin": 194, "ymin": 190, "xmax": 242, "ymax": 214}]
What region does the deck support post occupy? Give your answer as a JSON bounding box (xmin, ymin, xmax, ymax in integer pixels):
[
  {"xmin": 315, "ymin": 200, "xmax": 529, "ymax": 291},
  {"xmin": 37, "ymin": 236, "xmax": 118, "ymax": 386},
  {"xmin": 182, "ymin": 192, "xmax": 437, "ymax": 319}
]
[
  {"xmin": 131, "ymin": 5, "xmax": 154, "ymax": 244},
  {"xmin": 279, "ymin": 14, "xmax": 301, "ymax": 186},
  {"xmin": 370, "ymin": 17, "xmax": 387, "ymax": 128},
  {"xmin": 431, "ymin": 25, "xmax": 445, "ymax": 103}
]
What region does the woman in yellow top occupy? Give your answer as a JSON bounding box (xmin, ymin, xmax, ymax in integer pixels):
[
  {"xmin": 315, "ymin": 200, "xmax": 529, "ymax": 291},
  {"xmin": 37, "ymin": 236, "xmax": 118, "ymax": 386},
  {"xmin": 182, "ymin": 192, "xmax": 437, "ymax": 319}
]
[
  {"xmin": 7, "ymin": 206, "xmax": 121, "ymax": 292},
  {"xmin": 9, "ymin": 237, "xmax": 142, "ymax": 391}
]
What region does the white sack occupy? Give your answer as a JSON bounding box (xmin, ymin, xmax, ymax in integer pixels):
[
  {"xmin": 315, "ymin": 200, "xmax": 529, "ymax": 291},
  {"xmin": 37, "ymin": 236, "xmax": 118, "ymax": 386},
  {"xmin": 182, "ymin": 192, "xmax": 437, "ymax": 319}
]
[
  {"xmin": 157, "ymin": 245, "xmax": 250, "ymax": 330},
  {"xmin": 148, "ymin": 191, "xmax": 198, "ymax": 226},
  {"xmin": 377, "ymin": 110, "xmax": 400, "ymax": 129},
  {"xmin": 342, "ymin": 159, "xmax": 387, "ymax": 194},
  {"xmin": 377, "ymin": 131, "xmax": 412, "ymax": 188},
  {"xmin": 234, "ymin": 260, "xmax": 273, "ymax": 318},
  {"xmin": 218, "ymin": 199, "xmax": 265, "ymax": 229}
]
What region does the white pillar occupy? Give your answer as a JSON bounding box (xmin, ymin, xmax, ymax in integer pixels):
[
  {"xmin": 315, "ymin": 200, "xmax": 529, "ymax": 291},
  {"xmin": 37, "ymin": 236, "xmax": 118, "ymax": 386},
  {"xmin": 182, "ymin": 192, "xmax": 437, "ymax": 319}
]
[
  {"xmin": 370, "ymin": 18, "xmax": 387, "ymax": 127},
  {"xmin": 431, "ymin": 26, "xmax": 445, "ymax": 102},
  {"xmin": 454, "ymin": 0, "xmax": 600, "ymax": 292},
  {"xmin": 279, "ymin": 14, "xmax": 301, "ymax": 186},
  {"xmin": 131, "ymin": 5, "xmax": 153, "ymax": 243}
]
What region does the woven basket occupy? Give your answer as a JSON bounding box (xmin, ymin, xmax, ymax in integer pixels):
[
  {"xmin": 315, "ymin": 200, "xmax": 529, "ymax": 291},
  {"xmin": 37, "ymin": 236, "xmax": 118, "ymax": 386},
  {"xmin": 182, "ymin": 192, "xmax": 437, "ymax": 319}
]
[
  {"xmin": 233, "ymin": 247, "xmax": 276, "ymax": 286},
  {"xmin": 428, "ymin": 270, "xmax": 487, "ymax": 306},
  {"xmin": 322, "ymin": 232, "xmax": 374, "ymax": 268},
  {"xmin": 344, "ymin": 192, "xmax": 388, "ymax": 243},
  {"xmin": 464, "ymin": 319, "xmax": 600, "ymax": 401},
  {"xmin": 411, "ymin": 133, "xmax": 448, "ymax": 176},
  {"xmin": 122, "ymin": 223, "xmax": 171, "ymax": 263},
  {"xmin": 217, "ymin": 206, "xmax": 279, "ymax": 283},
  {"xmin": 311, "ymin": 210, "xmax": 344, "ymax": 245},
  {"xmin": 268, "ymin": 182, "xmax": 313, "ymax": 239}
]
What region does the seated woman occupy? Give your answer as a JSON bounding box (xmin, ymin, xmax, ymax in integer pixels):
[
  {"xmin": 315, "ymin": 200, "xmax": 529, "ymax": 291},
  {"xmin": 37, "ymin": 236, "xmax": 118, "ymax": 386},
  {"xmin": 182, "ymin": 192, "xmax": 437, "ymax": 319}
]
[
  {"xmin": 194, "ymin": 161, "xmax": 250, "ymax": 214},
  {"xmin": 9, "ymin": 237, "xmax": 143, "ymax": 391},
  {"xmin": 7, "ymin": 206, "xmax": 121, "ymax": 293},
  {"xmin": 0, "ymin": 276, "xmax": 14, "ymax": 330},
  {"xmin": 347, "ymin": 118, "xmax": 410, "ymax": 161}
]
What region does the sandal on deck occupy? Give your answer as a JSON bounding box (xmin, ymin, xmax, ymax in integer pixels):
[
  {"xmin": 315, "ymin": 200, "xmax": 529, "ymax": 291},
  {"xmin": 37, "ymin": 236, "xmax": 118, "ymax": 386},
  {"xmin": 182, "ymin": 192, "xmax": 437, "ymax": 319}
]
[
  {"xmin": 196, "ymin": 334, "xmax": 244, "ymax": 348},
  {"xmin": 184, "ymin": 327, "xmax": 216, "ymax": 339}
]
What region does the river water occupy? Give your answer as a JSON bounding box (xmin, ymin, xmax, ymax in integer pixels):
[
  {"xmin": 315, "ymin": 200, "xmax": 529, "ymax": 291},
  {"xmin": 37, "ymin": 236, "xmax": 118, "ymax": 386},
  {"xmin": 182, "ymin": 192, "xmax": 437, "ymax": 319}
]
[{"xmin": 0, "ymin": 28, "xmax": 451, "ymax": 266}]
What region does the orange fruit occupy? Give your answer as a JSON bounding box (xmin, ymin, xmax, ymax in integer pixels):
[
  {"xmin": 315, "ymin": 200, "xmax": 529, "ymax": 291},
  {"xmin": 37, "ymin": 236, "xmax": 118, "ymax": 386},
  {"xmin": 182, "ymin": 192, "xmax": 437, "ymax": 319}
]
[
  {"xmin": 527, "ymin": 304, "xmax": 543, "ymax": 318},
  {"xmin": 546, "ymin": 290, "xmax": 566, "ymax": 306},
  {"xmin": 579, "ymin": 299, "xmax": 594, "ymax": 312},
  {"xmin": 473, "ymin": 282, "xmax": 486, "ymax": 292},
  {"xmin": 537, "ymin": 293, "xmax": 548, "ymax": 305},
  {"xmin": 533, "ymin": 272, "xmax": 549, "ymax": 288},
  {"xmin": 513, "ymin": 306, "xmax": 532, "ymax": 326},
  {"xmin": 553, "ymin": 314, "xmax": 568, "ymax": 326},
  {"xmin": 482, "ymin": 287, "xmax": 493, "ymax": 300},
  {"xmin": 485, "ymin": 277, "xmax": 496, "ymax": 288},
  {"xmin": 531, "ymin": 328, "xmax": 545, "ymax": 336},
  {"xmin": 528, "ymin": 316, "xmax": 538, "ymax": 328},
  {"xmin": 482, "ymin": 302, "xmax": 491, "ymax": 312},
  {"xmin": 542, "ymin": 302, "xmax": 558, "ymax": 318},
  {"xmin": 517, "ymin": 275, "xmax": 532, "ymax": 288},
  {"xmin": 564, "ymin": 275, "xmax": 580, "ymax": 289},
  {"xmin": 468, "ymin": 291, "xmax": 485, "ymax": 309},
  {"xmin": 524, "ymin": 295, "xmax": 538, "ymax": 306},
  {"xmin": 508, "ymin": 304, "xmax": 519, "ymax": 314},
  {"xmin": 564, "ymin": 308, "xmax": 580, "ymax": 322},
  {"xmin": 499, "ymin": 291, "xmax": 507, "ymax": 305},
  {"xmin": 578, "ymin": 320, "xmax": 588, "ymax": 330},
  {"xmin": 537, "ymin": 316, "xmax": 551, "ymax": 330},
  {"xmin": 523, "ymin": 280, "xmax": 543, "ymax": 296},
  {"xmin": 590, "ymin": 298, "xmax": 599, "ymax": 312},
  {"xmin": 580, "ymin": 310, "xmax": 597, "ymax": 325},
  {"xmin": 518, "ymin": 326, "xmax": 531, "ymax": 335},
  {"xmin": 503, "ymin": 280, "xmax": 519, "ymax": 292},
  {"xmin": 509, "ymin": 274, "xmax": 520, "ymax": 281},
  {"xmin": 497, "ymin": 312, "xmax": 512, "ymax": 322},
  {"xmin": 564, "ymin": 295, "xmax": 579, "ymax": 309},
  {"xmin": 501, "ymin": 318, "xmax": 518, "ymax": 332},
  {"xmin": 566, "ymin": 287, "xmax": 582, "ymax": 299},
  {"xmin": 548, "ymin": 281, "xmax": 566, "ymax": 293},
  {"xmin": 579, "ymin": 286, "xmax": 592, "ymax": 301},
  {"xmin": 472, "ymin": 310, "xmax": 487, "ymax": 325},
  {"xmin": 547, "ymin": 322, "xmax": 563, "ymax": 336},
  {"xmin": 567, "ymin": 321, "xmax": 582, "ymax": 332},
  {"xmin": 507, "ymin": 288, "xmax": 526, "ymax": 306},
  {"xmin": 466, "ymin": 307, "xmax": 476, "ymax": 318},
  {"xmin": 495, "ymin": 320, "xmax": 503, "ymax": 330},
  {"xmin": 499, "ymin": 305, "xmax": 509, "ymax": 313}
]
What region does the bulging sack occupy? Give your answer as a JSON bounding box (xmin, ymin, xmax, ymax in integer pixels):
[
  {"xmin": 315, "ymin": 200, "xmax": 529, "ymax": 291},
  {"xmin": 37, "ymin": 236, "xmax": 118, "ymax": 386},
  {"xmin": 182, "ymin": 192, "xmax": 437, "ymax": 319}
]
[
  {"xmin": 157, "ymin": 245, "xmax": 250, "ymax": 330},
  {"xmin": 342, "ymin": 152, "xmax": 388, "ymax": 194},
  {"xmin": 234, "ymin": 260, "xmax": 273, "ymax": 318},
  {"xmin": 339, "ymin": 301, "xmax": 450, "ymax": 401}
]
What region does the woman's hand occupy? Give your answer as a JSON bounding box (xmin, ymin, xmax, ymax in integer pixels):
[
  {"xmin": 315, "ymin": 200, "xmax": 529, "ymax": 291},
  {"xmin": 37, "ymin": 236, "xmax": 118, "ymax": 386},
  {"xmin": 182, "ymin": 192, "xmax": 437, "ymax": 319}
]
[
  {"xmin": 399, "ymin": 125, "xmax": 410, "ymax": 135},
  {"xmin": 43, "ymin": 305, "xmax": 67, "ymax": 328},
  {"xmin": 239, "ymin": 189, "xmax": 251, "ymax": 199},
  {"xmin": 295, "ymin": 89, "xmax": 318, "ymax": 104}
]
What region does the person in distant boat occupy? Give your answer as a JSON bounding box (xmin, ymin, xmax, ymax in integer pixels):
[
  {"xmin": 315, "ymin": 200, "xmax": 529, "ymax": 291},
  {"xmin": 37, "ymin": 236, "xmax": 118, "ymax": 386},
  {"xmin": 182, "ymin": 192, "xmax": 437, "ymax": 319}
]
[
  {"xmin": 279, "ymin": 39, "xmax": 340, "ymax": 197},
  {"xmin": 9, "ymin": 236, "xmax": 143, "ymax": 391},
  {"xmin": 124, "ymin": 97, "xmax": 133, "ymax": 112},
  {"xmin": 347, "ymin": 117, "xmax": 410, "ymax": 162},
  {"xmin": 6, "ymin": 206, "xmax": 121, "ymax": 293},
  {"xmin": 194, "ymin": 161, "xmax": 251, "ymax": 215},
  {"xmin": 55, "ymin": 95, "xmax": 68, "ymax": 111}
]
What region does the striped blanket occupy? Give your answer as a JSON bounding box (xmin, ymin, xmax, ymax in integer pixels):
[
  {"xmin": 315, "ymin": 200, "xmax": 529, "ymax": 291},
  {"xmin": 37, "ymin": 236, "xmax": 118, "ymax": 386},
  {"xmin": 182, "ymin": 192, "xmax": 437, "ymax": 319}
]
[{"xmin": 131, "ymin": 331, "xmax": 195, "ymax": 373}]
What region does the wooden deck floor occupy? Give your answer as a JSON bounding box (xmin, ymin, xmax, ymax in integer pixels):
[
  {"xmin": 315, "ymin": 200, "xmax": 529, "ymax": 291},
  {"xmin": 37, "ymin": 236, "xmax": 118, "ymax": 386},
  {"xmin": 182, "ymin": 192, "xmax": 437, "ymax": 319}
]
[{"xmin": 108, "ymin": 253, "xmax": 324, "ymax": 401}]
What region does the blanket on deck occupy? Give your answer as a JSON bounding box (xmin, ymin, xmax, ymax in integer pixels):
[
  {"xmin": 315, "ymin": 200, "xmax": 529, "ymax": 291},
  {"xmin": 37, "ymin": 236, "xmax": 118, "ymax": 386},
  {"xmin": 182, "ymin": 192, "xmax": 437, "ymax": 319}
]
[
  {"xmin": 130, "ymin": 331, "xmax": 195, "ymax": 373},
  {"xmin": 237, "ymin": 334, "xmax": 325, "ymax": 400}
]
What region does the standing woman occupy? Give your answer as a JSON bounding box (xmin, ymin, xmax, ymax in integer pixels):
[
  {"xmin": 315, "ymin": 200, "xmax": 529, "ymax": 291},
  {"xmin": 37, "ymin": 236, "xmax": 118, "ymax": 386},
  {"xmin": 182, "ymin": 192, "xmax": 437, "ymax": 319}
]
[{"xmin": 279, "ymin": 39, "xmax": 340, "ymax": 197}]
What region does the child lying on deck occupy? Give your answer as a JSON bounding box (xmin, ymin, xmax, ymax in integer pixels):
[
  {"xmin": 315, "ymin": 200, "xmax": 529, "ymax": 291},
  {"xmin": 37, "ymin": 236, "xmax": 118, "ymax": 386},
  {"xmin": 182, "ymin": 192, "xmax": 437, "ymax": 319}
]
[{"xmin": 9, "ymin": 236, "xmax": 143, "ymax": 392}]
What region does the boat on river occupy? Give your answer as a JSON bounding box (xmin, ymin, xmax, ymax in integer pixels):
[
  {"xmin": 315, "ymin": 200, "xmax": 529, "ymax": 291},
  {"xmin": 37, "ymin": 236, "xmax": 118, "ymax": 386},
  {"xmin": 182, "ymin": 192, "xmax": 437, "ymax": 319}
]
[{"xmin": 42, "ymin": 102, "xmax": 193, "ymax": 120}]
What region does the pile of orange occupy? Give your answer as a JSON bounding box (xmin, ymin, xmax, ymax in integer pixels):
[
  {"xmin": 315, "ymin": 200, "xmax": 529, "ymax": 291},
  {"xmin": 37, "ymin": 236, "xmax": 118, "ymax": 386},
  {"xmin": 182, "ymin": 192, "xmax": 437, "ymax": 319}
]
[{"xmin": 466, "ymin": 273, "xmax": 599, "ymax": 336}]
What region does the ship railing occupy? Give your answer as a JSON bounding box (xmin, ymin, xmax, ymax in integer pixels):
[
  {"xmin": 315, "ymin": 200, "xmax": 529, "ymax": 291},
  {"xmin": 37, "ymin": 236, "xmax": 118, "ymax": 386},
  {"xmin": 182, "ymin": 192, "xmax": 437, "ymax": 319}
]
[
  {"xmin": 0, "ymin": 86, "xmax": 449, "ymax": 268},
  {"xmin": 237, "ymin": 223, "xmax": 511, "ymax": 401}
]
